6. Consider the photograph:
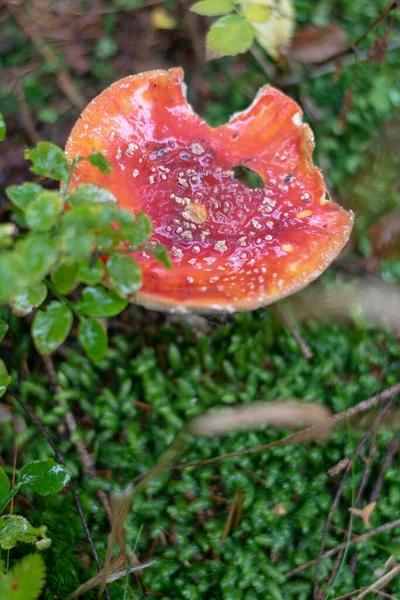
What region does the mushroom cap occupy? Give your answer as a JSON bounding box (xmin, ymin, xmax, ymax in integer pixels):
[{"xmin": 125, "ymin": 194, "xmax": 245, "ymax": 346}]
[{"xmin": 66, "ymin": 68, "xmax": 353, "ymax": 313}]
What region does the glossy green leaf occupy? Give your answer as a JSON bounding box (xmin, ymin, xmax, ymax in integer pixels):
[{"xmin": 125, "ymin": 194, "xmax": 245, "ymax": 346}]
[
  {"xmin": 6, "ymin": 183, "xmax": 43, "ymax": 211},
  {"xmin": 19, "ymin": 459, "xmax": 71, "ymax": 496},
  {"xmin": 25, "ymin": 191, "xmax": 63, "ymax": 232},
  {"xmin": 68, "ymin": 184, "xmax": 117, "ymax": 208},
  {"xmin": 0, "ymin": 552, "xmax": 46, "ymax": 600},
  {"xmin": 77, "ymin": 258, "xmax": 105, "ymax": 285},
  {"xmin": 0, "ymin": 516, "xmax": 43, "ymax": 550},
  {"xmin": 107, "ymin": 254, "xmax": 143, "ymax": 296},
  {"xmin": 51, "ymin": 262, "xmax": 79, "ymax": 295},
  {"xmin": 148, "ymin": 244, "xmax": 173, "ymax": 270},
  {"xmin": 32, "ymin": 302, "xmax": 73, "ymax": 355},
  {"xmin": 61, "ymin": 224, "xmax": 94, "ymax": 261},
  {"xmin": 206, "ymin": 15, "xmax": 254, "ymax": 56},
  {"xmin": 25, "ymin": 142, "xmax": 69, "ymax": 181},
  {"xmin": 0, "ymin": 320, "xmax": 8, "ymax": 343},
  {"xmin": 86, "ymin": 151, "xmax": 112, "ymax": 174},
  {"xmin": 78, "ymin": 319, "xmax": 108, "ymax": 362},
  {"xmin": 10, "ymin": 283, "xmax": 47, "ymax": 317},
  {"xmin": 94, "ymin": 225, "xmax": 124, "ymax": 251},
  {"xmin": 79, "ymin": 286, "xmax": 128, "ymax": 317},
  {"xmin": 191, "ymin": 0, "xmax": 234, "ymax": 16},
  {"xmin": 0, "ymin": 468, "xmax": 10, "ymax": 509},
  {"xmin": 0, "ymin": 113, "xmax": 5, "ymax": 141},
  {"xmin": 0, "ymin": 360, "xmax": 11, "ymax": 400},
  {"xmin": 0, "ymin": 252, "xmax": 27, "ymax": 306},
  {"xmin": 18, "ymin": 234, "xmax": 59, "ymax": 283},
  {"xmin": 123, "ymin": 211, "xmax": 152, "ymax": 247}
]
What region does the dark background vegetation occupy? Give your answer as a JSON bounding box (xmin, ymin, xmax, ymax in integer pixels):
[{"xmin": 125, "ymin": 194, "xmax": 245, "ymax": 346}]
[{"xmin": 1, "ymin": 0, "xmax": 400, "ymax": 598}]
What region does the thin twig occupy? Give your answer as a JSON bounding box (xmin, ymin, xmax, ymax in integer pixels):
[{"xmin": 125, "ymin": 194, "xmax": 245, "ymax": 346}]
[
  {"xmin": 286, "ymin": 518, "xmax": 400, "ymax": 578},
  {"xmin": 249, "ymin": 44, "xmax": 276, "ymax": 79},
  {"xmin": 168, "ymin": 381, "xmax": 400, "ymax": 471},
  {"xmin": 313, "ymin": 398, "xmax": 396, "ymax": 597},
  {"xmin": 370, "ymin": 439, "xmax": 400, "ymax": 503},
  {"xmin": 10, "ymin": 392, "xmax": 111, "ymax": 600},
  {"xmin": 282, "ymin": 37, "xmax": 400, "ymax": 86},
  {"xmin": 276, "ymin": 306, "xmax": 313, "ymax": 360},
  {"xmin": 221, "ymin": 491, "xmax": 241, "ymax": 545},
  {"xmin": 334, "ymin": 382, "xmax": 400, "ymax": 423},
  {"xmin": 354, "ymin": 564, "xmax": 400, "ymax": 599},
  {"xmin": 42, "ymin": 356, "xmax": 112, "ymax": 523},
  {"xmin": 5, "ymin": 0, "xmax": 85, "ymax": 110},
  {"xmin": 14, "ymin": 79, "xmax": 39, "ymax": 144}
]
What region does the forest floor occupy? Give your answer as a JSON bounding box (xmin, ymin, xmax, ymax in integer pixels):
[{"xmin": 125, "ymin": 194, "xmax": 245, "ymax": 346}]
[{"xmin": 1, "ymin": 1, "xmax": 400, "ymax": 599}]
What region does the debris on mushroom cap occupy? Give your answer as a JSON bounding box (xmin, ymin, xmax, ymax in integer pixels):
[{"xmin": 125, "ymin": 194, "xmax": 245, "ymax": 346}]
[{"xmin": 65, "ymin": 68, "xmax": 354, "ymax": 314}]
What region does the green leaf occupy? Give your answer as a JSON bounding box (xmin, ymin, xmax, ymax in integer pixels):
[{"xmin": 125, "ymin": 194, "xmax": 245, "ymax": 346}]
[
  {"xmin": 25, "ymin": 191, "xmax": 63, "ymax": 232},
  {"xmin": 206, "ymin": 15, "xmax": 254, "ymax": 56},
  {"xmin": 32, "ymin": 302, "xmax": 73, "ymax": 355},
  {"xmin": 0, "ymin": 516, "xmax": 46, "ymax": 550},
  {"xmin": 51, "ymin": 262, "xmax": 79, "ymax": 295},
  {"xmin": 77, "ymin": 258, "xmax": 105, "ymax": 285},
  {"xmin": 10, "ymin": 283, "xmax": 47, "ymax": 317},
  {"xmin": 0, "ymin": 320, "xmax": 8, "ymax": 342},
  {"xmin": 19, "ymin": 459, "xmax": 71, "ymax": 496},
  {"xmin": 25, "ymin": 142, "xmax": 69, "ymax": 181},
  {"xmin": 62, "ymin": 224, "xmax": 95, "ymax": 261},
  {"xmin": 242, "ymin": 3, "xmax": 271, "ymax": 22},
  {"xmin": 148, "ymin": 244, "xmax": 173, "ymax": 270},
  {"xmin": 0, "ymin": 113, "xmax": 5, "ymax": 141},
  {"xmin": 18, "ymin": 234, "xmax": 59, "ymax": 283},
  {"xmin": 191, "ymin": 0, "xmax": 234, "ymax": 16},
  {"xmin": 0, "ymin": 468, "xmax": 10, "ymax": 510},
  {"xmin": 68, "ymin": 184, "xmax": 117, "ymax": 208},
  {"xmin": 78, "ymin": 319, "xmax": 108, "ymax": 362},
  {"xmin": 0, "ymin": 553, "xmax": 46, "ymax": 600},
  {"xmin": 107, "ymin": 254, "xmax": 143, "ymax": 297},
  {"xmin": 0, "ymin": 360, "xmax": 11, "ymax": 400},
  {"xmin": 0, "ymin": 251, "xmax": 28, "ymax": 305},
  {"xmin": 94, "ymin": 225, "xmax": 124, "ymax": 251},
  {"xmin": 79, "ymin": 286, "xmax": 128, "ymax": 317},
  {"xmin": 6, "ymin": 183, "xmax": 43, "ymax": 211},
  {"xmin": 123, "ymin": 211, "xmax": 152, "ymax": 247},
  {"xmin": 86, "ymin": 151, "xmax": 112, "ymax": 174}
]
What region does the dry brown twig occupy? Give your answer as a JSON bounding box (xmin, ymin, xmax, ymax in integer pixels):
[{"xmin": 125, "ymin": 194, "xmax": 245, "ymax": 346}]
[
  {"xmin": 313, "ymin": 396, "xmax": 397, "ymax": 598},
  {"xmin": 286, "ymin": 518, "xmax": 400, "ymax": 578},
  {"xmin": 10, "ymin": 392, "xmax": 112, "ymax": 600},
  {"xmin": 14, "ymin": 79, "xmax": 39, "ymax": 144},
  {"xmin": 276, "ymin": 305, "xmax": 313, "ymax": 360},
  {"xmin": 42, "ymin": 355, "xmax": 112, "ymax": 522},
  {"xmin": 5, "ymin": 0, "xmax": 85, "ymax": 110}
]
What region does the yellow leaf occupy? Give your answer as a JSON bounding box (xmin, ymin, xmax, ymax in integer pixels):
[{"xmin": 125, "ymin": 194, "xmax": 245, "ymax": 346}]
[
  {"xmin": 151, "ymin": 7, "xmax": 177, "ymax": 30},
  {"xmin": 241, "ymin": 0, "xmax": 295, "ymax": 59},
  {"xmin": 243, "ymin": 4, "xmax": 271, "ymax": 23}
]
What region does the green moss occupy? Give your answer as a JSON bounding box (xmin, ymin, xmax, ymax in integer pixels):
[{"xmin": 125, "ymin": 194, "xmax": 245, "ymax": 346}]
[{"xmin": 2, "ymin": 308, "xmax": 400, "ymax": 598}]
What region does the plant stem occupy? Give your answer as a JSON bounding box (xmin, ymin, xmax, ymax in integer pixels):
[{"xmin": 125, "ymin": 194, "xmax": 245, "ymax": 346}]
[{"xmin": 44, "ymin": 278, "xmax": 83, "ymax": 319}]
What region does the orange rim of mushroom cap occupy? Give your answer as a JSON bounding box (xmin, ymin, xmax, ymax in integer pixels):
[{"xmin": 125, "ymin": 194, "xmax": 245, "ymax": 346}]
[{"xmin": 66, "ymin": 68, "xmax": 354, "ymax": 313}]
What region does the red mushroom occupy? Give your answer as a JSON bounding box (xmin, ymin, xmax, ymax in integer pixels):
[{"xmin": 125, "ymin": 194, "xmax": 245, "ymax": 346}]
[{"xmin": 66, "ymin": 68, "xmax": 353, "ymax": 313}]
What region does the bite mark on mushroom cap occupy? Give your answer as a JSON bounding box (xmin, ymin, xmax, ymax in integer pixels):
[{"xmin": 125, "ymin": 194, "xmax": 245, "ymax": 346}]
[{"xmin": 65, "ymin": 68, "xmax": 354, "ymax": 313}]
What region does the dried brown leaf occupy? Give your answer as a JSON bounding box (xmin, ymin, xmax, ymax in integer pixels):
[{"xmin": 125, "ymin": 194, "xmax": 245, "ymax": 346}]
[
  {"xmin": 67, "ymin": 486, "xmax": 154, "ymax": 599},
  {"xmin": 189, "ymin": 401, "xmax": 333, "ymax": 437},
  {"xmin": 349, "ymin": 501, "xmax": 377, "ymax": 526},
  {"xmin": 367, "ymin": 28, "xmax": 391, "ymax": 64},
  {"xmin": 288, "ymin": 280, "xmax": 400, "ymax": 331},
  {"xmin": 289, "ymin": 24, "xmax": 348, "ymax": 64}
]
